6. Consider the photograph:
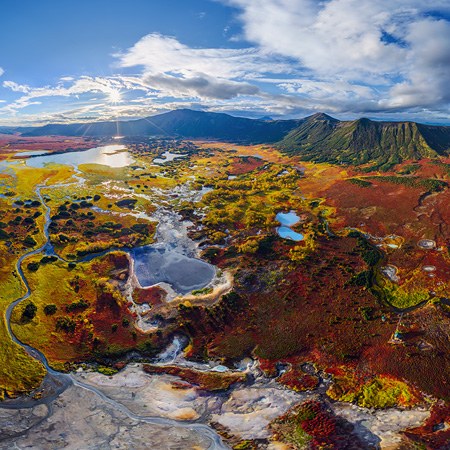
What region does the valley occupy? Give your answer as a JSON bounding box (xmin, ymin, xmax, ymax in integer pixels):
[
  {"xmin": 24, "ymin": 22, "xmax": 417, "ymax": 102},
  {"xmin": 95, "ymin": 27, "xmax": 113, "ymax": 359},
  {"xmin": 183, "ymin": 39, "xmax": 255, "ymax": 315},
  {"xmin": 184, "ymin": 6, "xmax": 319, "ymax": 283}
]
[{"xmin": 0, "ymin": 125, "xmax": 449, "ymax": 449}]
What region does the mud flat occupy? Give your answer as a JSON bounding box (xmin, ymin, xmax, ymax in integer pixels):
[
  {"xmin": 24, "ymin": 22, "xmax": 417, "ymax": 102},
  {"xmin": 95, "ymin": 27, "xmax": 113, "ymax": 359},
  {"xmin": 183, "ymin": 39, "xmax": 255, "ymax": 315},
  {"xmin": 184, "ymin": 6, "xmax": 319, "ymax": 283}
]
[
  {"xmin": 71, "ymin": 364, "xmax": 306, "ymax": 442},
  {"xmin": 72, "ymin": 364, "xmax": 219, "ymax": 421},
  {"xmin": 210, "ymin": 383, "xmax": 309, "ymax": 440},
  {"xmin": 0, "ymin": 362, "xmax": 432, "ymax": 449},
  {"xmin": 0, "ymin": 384, "xmax": 214, "ymax": 450}
]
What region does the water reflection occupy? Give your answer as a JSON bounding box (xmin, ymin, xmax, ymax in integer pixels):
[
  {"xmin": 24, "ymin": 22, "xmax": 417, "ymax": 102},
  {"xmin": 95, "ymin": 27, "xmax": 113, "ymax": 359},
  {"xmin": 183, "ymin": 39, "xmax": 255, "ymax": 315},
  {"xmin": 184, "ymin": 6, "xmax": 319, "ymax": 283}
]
[
  {"xmin": 24, "ymin": 145, "xmax": 134, "ymax": 168},
  {"xmin": 153, "ymin": 151, "xmax": 186, "ymax": 165}
]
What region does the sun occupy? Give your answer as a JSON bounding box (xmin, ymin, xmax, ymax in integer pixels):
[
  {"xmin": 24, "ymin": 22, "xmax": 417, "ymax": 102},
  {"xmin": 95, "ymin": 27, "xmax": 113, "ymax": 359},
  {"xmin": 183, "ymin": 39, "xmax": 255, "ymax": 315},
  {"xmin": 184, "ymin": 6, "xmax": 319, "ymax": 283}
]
[{"xmin": 108, "ymin": 89, "xmax": 122, "ymax": 104}]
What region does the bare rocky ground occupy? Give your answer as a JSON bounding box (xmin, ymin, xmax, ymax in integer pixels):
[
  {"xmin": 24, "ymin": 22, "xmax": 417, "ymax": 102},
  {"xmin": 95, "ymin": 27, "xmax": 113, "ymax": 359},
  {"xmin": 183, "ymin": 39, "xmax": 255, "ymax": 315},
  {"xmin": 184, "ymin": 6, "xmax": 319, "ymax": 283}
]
[
  {"xmin": 0, "ymin": 383, "xmax": 213, "ymax": 450},
  {"xmin": 0, "ymin": 363, "xmax": 431, "ymax": 450}
]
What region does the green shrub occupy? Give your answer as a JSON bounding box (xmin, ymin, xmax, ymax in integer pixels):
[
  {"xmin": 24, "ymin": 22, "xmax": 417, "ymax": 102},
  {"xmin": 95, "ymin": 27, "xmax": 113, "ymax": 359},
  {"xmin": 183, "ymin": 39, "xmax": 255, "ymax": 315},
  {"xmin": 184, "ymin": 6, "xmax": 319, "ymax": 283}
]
[
  {"xmin": 44, "ymin": 304, "xmax": 57, "ymax": 315},
  {"xmin": 21, "ymin": 302, "xmax": 37, "ymax": 322}
]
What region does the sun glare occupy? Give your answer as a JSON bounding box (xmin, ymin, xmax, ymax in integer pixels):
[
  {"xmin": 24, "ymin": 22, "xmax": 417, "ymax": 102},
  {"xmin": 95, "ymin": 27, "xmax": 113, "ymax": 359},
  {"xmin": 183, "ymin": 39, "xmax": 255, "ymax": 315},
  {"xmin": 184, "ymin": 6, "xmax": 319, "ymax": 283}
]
[{"xmin": 108, "ymin": 89, "xmax": 122, "ymax": 103}]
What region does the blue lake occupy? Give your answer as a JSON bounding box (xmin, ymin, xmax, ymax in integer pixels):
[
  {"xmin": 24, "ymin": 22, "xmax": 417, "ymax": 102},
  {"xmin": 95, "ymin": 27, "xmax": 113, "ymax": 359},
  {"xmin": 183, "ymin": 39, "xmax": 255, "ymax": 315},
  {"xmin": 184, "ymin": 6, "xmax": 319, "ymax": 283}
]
[{"xmin": 277, "ymin": 226, "xmax": 304, "ymax": 241}]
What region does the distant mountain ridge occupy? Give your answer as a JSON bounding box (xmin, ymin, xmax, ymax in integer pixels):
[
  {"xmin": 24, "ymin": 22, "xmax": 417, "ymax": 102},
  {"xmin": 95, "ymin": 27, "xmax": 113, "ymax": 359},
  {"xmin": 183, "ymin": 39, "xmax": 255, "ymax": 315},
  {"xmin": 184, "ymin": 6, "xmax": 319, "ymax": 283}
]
[
  {"xmin": 23, "ymin": 109, "xmax": 301, "ymax": 144},
  {"xmin": 21, "ymin": 109, "xmax": 450, "ymax": 169}
]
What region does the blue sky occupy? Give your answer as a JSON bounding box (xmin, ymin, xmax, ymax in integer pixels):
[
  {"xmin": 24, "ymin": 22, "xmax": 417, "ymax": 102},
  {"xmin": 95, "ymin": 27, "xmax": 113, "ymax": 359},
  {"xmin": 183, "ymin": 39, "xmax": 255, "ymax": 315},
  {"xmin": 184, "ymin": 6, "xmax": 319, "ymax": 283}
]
[{"xmin": 1, "ymin": 0, "xmax": 449, "ymax": 125}]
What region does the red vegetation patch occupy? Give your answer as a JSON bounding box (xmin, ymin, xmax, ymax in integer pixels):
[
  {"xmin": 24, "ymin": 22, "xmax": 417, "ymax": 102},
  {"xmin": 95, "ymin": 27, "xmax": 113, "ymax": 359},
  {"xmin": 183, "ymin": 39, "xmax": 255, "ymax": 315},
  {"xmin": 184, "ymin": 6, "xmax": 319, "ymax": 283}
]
[
  {"xmin": 363, "ymin": 304, "xmax": 450, "ymax": 401},
  {"xmin": 0, "ymin": 134, "xmax": 96, "ymax": 157},
  {"xmin": 324, "ymin": 178, "xmax": 421, "ymax": 236},
  {"xmin": 15, "ymin": 252, "xmax": 165, "ymax": 367},
  {"xmin": 198, "ymin": 235, "xmax": 388, "ymax": 363},
  {"xmin": 133, "ymin": 286, "xmax": 167, "ymax": 306},
  {"xmin": 179, "ymin": 230, "xmax": 450, "ymax": 405},
  {"xmin": 302, "ymin": 411, "xmax": 336, "ymax": 438},
  {"xmin": 227, "ymin": 156, "xmax": 265, "ymax": 175},
  {"xmin": 258, "ymin": 359, "xmax": 278, "ymax": 377},
  {"xmin": 92, "ymin": 251, "xmax": 129, "ymax": 274},
  {"xmin": 278, "ymin": 368, "xmax": 319, "ymax": 392},
  {"xmin": 270, "ymin": 400, "xmax": 367, "ymax": 449},
  {"xmin": 142, "ymin": 364, "xmax": 246, "ymax": 391},
  {"xmin": 404, "ymin": 402, "xmax": 450, "ymax": 449}
]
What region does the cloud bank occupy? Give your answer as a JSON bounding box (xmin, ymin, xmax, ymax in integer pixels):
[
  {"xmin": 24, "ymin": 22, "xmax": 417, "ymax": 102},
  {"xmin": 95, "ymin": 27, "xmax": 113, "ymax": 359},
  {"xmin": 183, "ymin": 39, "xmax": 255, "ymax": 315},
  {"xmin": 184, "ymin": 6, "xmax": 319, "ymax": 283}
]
[{"xmin": 224, "ymin": 0, "xmax": 450, "ymax": 114}]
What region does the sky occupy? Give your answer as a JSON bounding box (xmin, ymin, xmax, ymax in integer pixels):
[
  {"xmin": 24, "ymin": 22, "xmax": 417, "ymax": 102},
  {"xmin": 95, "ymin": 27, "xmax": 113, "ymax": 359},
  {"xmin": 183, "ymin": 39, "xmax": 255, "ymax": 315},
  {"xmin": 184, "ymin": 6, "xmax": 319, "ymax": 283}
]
[{"xmin": 0, "ymin": 0, "xmax": 449, "ymax": 125}]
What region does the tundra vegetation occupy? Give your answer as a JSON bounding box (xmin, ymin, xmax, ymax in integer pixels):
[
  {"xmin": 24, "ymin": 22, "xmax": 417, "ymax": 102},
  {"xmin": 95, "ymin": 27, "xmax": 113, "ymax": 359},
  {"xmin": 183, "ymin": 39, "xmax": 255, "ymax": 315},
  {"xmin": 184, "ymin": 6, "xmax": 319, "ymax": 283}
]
[{"xmin": 0, "ymin": 137, "xmax": 449, "ymax": 448}]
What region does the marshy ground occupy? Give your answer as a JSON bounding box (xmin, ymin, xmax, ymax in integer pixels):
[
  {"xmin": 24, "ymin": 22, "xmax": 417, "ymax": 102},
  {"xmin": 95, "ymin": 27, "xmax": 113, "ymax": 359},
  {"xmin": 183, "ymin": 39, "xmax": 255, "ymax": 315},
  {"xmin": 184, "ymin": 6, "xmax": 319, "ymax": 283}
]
[{"xmin": 0, "ymin": 136, "xmax": 449, "ymax": 448}]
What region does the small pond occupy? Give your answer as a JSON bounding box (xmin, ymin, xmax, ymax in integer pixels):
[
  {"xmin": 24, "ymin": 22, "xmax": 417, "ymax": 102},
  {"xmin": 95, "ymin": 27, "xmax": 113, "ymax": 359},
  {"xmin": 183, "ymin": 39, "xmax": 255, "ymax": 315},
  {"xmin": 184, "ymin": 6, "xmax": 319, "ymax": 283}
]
[
  {"xmin": 277, "ymin": 226, "xmax": 304, "ymax": 241},
  {"xmin": 276, "ymin": 211, "xmax": 304, "ymax": 242},
  {"xmin": 276, "ymin": 211, "xmax": 300, "ymax": 227},
  {"xmin": 153, "ymin": 151, "xmax": 186, "ymax": 165},
  {"xmin": 132, "ymin": 246, "xmax": 216, "ymax": 295}
]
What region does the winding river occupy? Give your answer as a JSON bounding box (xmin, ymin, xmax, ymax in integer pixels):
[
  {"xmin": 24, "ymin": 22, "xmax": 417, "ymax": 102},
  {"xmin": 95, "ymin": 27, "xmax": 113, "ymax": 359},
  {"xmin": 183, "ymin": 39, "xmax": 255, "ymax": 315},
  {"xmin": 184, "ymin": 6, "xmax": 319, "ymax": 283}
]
[
  {"xmin": 0, "ymin": 181, "xmax": 229, "ymax": 449},
  {"xmin": 0, "ymin": 147, "xmax": 431, "ymax": 449}
]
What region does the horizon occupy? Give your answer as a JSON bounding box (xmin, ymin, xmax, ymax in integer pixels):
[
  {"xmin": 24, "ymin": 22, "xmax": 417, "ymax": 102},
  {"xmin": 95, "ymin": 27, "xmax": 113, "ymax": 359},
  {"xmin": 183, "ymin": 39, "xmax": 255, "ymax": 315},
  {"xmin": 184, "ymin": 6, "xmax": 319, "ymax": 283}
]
[
  {"xmin": 3, "ymin": 108, "xmax": 450, "ymax": 129},
  {"xmin": 1, "ymin": 0, "xmax": 449, "ymax": 126}
]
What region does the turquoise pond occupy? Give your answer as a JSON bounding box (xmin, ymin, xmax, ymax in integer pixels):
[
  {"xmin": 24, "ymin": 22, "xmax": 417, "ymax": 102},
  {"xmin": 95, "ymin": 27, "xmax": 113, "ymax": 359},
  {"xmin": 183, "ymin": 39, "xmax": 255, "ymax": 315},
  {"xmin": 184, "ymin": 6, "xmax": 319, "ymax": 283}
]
[
  {"xmin": 276, "ymin": 211, "xmax": 304, "ymax": 241},
  {"xmin": 276, "ymin": 211, "xmax": 300, "ymax": 226},
  {"xmin": 277, "ymin": 226, "xmax": 304, "ymax": 241}
]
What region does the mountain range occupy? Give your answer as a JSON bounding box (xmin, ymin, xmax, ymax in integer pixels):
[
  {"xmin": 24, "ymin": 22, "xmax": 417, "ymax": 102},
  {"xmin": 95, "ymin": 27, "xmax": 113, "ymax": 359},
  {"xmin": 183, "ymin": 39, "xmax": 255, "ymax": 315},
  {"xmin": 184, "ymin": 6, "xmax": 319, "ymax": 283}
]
[
  {"xmin": 22, "ymin": 109, "xmax": 300, "ymax": 144},
  {"xmin": 12, "ymin": 109, "xmax": 450, "ymax": 169}
]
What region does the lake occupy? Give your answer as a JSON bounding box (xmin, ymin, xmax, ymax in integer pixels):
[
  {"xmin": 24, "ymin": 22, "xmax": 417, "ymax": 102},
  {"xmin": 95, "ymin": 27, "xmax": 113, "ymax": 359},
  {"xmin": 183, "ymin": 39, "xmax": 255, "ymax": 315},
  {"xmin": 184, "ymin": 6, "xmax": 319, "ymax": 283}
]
[
  {"xmin": 24, "ymin": 145, "xmax": 134, "ymax": 168},
  {"xmin": 153, "ymin": 151, "xmax": 186, "ymax": 165},
  {"xmin": 276, "ymin": 211, "xmax": 300, "ymax": 227},
  {"xmin": 277, "ymin": 226, "xmax": 304, "ymax": 241}
]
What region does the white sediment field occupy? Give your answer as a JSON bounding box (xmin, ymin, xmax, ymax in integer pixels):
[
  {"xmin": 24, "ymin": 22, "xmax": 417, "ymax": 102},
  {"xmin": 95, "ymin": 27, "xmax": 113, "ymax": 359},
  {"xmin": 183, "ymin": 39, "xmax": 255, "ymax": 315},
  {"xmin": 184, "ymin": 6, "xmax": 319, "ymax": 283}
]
[
  {"xmin": 333, "ymin": 402, "xmax": 430, "ymax": 449},
  {"xmin": 0, "ymin": 350, "xmax": 432, "ymax": 449},
  {"xmin": 0, "ymin": 383, "xmax": 214, "ymax": 450}
]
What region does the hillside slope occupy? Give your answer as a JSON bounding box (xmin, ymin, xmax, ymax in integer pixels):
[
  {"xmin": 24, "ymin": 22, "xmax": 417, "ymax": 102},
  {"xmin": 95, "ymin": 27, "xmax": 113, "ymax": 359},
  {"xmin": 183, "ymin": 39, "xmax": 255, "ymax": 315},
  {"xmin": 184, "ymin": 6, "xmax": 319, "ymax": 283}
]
[{"xmin": 279, "ymin": 114, "xmax": 450, "ymax": 170}]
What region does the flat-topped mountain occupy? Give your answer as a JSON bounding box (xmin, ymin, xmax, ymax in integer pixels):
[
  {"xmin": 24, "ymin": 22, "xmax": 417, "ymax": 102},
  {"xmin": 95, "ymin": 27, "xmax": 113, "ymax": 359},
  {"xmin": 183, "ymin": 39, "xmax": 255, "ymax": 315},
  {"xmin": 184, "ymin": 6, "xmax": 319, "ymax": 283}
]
[{"xmin": 278, "ymin": 113, "xmax": 450, "ymax": 170}]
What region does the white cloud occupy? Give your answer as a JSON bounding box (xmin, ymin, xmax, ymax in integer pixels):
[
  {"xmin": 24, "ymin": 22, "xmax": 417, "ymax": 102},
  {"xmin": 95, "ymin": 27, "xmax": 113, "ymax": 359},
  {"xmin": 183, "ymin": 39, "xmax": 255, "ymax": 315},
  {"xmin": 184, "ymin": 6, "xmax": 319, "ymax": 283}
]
[
  {"xmin": 221, "ymin": 0, "xmax": 450, "ymax": 112},
  {"xmin": 3, "ymin": 80, "xmax": 29, "ymax": 93},
  {"xmin": 143, "ymin": 73, "xmax": 259, "ymax": 100},
  {"xmin": 1, "ymin": 2, "xmax": 450, "ymax": 125},
  {"xmin": 383, "ymin": 18, "xmax": 450, "ymax": 109},
  {"xmin": 0, "ymin": 67, "xmax": 4, "ymax": 77},
  {"xmin": 117, "ymin": 33, "xmax": 288, "ymax": 79},
  {"xmin": 1, "ymin": 76, "xmax": 149, "ymax": 114},
  {"xmin": 116, "ymin": 33, "xmax": 291, "ymax": 100}
]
